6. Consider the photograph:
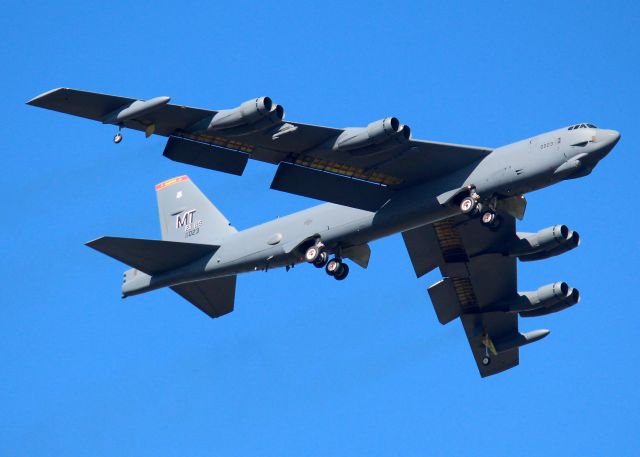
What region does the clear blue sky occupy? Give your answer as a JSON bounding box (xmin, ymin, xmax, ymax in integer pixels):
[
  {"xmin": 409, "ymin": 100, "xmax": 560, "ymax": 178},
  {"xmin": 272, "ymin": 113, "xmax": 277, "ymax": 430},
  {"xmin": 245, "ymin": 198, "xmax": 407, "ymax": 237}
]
[{"xmin": 2, "ymin": 1, "xmax": 639, "ymax": 455}]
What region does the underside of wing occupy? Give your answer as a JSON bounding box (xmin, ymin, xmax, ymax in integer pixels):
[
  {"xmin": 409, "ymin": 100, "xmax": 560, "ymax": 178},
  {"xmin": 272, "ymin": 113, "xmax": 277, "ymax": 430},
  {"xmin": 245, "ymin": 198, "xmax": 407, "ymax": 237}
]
[
  {"xmin": 27, "ymin": 88, "xmax": 213, "ymax": 136},
  {"xmin": 29, "ymin": 88, "xmax": 492, "ymax": 211},
  {"xmin": 404, "ymin": 213, "xmax": 556, "ymax": 377}
]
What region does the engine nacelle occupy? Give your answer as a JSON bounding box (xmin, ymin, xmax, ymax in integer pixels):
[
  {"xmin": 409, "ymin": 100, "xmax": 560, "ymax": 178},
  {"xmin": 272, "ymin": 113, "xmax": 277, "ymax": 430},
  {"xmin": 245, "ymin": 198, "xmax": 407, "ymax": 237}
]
[
  {"xmin": 209, "ymin": 96, "xmax": 273, "ymax": 130},
  {"xmin": 520, "ymin": 287, "xmax": 580, "ymax": 317},
  {"xmin": 334, "ymin": 117, "xmax": 411, "ymax": 152},
  {"xmin": 192, "ymin": 97, "xmax": 284, "ymax": 136},
  {"xmin": 486, "ymin": 282, "xmax": 578, "ymax": 315},
  {"xmin": 522, "ymin": 282, "xmax": 572, "ymax": 308},
  {"xmin": 508, "ymin": 225, "xmax": 580, "ymax": 261}
]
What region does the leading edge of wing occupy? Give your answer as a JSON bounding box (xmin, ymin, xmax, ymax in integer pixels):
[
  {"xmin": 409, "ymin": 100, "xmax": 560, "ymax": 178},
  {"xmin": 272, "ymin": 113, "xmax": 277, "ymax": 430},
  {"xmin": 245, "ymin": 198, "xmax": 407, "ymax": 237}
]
[{"xmin": 26, "ymin": 88, "xmax": 215, "ymax": 135}]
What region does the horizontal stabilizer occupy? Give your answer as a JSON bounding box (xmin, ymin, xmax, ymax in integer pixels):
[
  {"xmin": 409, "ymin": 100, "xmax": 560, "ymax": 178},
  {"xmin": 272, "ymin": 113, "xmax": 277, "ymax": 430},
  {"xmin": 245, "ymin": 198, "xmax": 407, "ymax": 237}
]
[
  {"xmin": 270, "ymin": 162, "xmax": 392, "ymax": 211},
  {"xmin": 86, "ymin": 236, "xmax": 218, "ymax": 275},
  {"xmin": 171, "ymin": 275, "xmax": 236, "ymax": 318},
  {"xmin": 163, "ymin": 136, "xmax": 249, "ymax": 176}
]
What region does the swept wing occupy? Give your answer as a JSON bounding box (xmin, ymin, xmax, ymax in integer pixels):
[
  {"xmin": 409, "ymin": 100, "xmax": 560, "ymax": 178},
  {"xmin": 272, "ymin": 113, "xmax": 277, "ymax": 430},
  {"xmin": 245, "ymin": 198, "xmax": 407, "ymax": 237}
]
[
  {"xmin": 28, "ymin": 88, "xmax": 492, "ymax": 210},
  {"xmin": 403, "ymin": 213, "xmax": 555, "ymax": 377}
]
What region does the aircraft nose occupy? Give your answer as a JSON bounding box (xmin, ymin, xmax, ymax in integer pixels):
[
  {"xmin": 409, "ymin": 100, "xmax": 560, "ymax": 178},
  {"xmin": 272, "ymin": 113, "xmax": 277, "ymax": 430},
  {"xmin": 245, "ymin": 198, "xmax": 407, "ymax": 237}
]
[
  {"xmin": 599, "ymin": 129, "xmax": 621, "ymax": 146},
  {"xmin": 589, "ymin": 129, "xmax": 620, "ymax": 161}
]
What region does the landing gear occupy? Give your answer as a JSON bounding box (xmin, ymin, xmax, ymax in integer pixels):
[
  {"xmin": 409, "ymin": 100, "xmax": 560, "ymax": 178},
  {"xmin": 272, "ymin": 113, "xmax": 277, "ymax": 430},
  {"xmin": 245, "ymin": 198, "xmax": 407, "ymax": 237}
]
[
  {"xmin": 306, "ymin": 241, "xmax": 350, "ymax": 280},
  {"xmin": 481, "ymin": 210, "xmax": 496, "ymax": 225},
  {"xmin": 114, "ymin": 127, "xmax": 123, "ymax": 144},
  {"xmin": 460, "ymin": 196, "xmax": 477, "ymax": 214},
  {"xmin": 334, "ymin": 263, "xmax": 349, "ymax": 281},
  {"xmin": 481, "ymin": 333, "xmax": 494, "ymax": 366},
  {"xmin": 313, "ymin": 251, "xmax": 328, "ymax": 268},
  {"xmin": 325, "ymin": 258, "xmax": 340, "ymax": 275},
  {"xmin": 480, "ymin": 210, "xmax": 502, "ymax": 230},
  {"xmin": 460, "ymin": 188, "xmax": 503, "ymax": 230},
  {"xmin": 304, "ymin": 241, "xmax": 325, "ymax": 263},
  {"xmin": 326, "ymin": 258, "xmax": 349, "ymax": 280},
  {"xmin": 460, "ymin": 186, "xmax": 482, "ymax": 216}
]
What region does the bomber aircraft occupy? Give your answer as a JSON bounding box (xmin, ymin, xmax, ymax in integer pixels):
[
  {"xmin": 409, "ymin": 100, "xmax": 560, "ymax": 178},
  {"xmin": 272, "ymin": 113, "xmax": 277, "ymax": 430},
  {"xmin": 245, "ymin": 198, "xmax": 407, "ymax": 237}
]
[{"xmin": 27, "ymin": 88, "xmax": 620, "ymax": 377}]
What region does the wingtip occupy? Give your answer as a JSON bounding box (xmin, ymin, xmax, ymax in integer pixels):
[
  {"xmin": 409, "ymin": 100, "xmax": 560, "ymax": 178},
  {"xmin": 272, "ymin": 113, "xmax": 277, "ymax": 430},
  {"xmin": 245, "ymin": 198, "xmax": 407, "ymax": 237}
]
[
  {"xmin": 26, "ymin": 87, "xmax": 68, "ymax": 106},
  {"xmin": 85, "ymin": 236, "xmax": 108, "ymax": 247}
]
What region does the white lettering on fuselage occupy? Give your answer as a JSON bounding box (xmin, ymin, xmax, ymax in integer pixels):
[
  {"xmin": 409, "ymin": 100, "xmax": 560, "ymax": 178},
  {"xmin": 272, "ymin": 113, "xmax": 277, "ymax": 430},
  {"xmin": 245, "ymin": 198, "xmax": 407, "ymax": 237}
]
[
  {"xmin": 176, "ymin": 209, "xmax": 204, "ymax": 238},
  {"xmin": 176, "ymin": 209, "xmax": 197, "ymax": 228}
]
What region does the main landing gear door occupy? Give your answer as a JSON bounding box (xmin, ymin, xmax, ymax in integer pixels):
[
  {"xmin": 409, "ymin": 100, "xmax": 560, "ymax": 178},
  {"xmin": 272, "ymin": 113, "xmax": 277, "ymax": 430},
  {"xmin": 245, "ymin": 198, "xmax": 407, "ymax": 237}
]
[{"xmin": 496, "ymin": 195, "xmax": 527, "ymax": 220}]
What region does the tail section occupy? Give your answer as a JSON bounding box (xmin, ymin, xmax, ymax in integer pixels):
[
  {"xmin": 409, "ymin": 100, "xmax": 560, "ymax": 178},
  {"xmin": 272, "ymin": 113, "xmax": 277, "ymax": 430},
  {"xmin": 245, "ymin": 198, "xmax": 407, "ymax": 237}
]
[
  {"xmin": 156, "ymin": 175, "xmax": 237, "ymax": 245},
  {"xmin": 171, "ymin": 275, "xmax": 237, "ymax": 318},
  {"xmin": 86, "ymin": 236, "xmax": 218, "ymax": 275},
  {"xmin": 87, "ymin": 176, "xmax": 239, "ymax": 318}
]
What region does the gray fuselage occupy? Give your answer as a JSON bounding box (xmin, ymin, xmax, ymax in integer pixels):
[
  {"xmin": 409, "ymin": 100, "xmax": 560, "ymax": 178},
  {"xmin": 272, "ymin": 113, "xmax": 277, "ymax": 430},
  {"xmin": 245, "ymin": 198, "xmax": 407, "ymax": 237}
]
[{"xmin": 124, "ymin": 125, "xmax": 619, "ymax": 296}]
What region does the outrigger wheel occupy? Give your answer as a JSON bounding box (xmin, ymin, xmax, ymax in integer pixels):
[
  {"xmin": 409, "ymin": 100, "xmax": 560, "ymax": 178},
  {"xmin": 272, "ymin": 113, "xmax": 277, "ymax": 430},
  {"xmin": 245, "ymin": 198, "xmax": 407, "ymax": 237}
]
[
  {"xmin": 114, "ymin": 126, "xmax": 123, "ymax": 144},
  {"xmin": 482, "ymin": 355, "xmax": 491, "ymax": 366}
]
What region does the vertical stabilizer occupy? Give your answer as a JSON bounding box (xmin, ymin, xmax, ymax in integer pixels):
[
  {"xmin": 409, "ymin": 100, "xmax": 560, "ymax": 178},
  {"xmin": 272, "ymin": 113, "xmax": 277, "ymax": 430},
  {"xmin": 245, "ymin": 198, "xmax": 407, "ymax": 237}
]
[{"xmin": 156, "ymin": 175, "xmax": 237, "ymax": 245}]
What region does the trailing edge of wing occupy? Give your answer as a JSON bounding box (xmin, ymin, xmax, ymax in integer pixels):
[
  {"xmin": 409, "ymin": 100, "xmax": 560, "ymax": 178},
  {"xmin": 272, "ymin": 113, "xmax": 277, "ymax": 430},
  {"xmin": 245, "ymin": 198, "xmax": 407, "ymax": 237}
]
[
  {"xmin": 163, "ymin": 136, "xmax": 249, "ymax": 176},
  {"xmin": 270, "ymin": 162, "xmax": 393, "ymax": 212}
]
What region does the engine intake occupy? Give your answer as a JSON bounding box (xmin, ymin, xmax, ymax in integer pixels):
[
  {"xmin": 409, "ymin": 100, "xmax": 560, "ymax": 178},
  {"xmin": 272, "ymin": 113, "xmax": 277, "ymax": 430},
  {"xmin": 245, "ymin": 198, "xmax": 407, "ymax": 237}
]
[
  {"xmin": 209, "ymin": 96, "xmax": 272, "ymax": 130},
  {"xmin": 334, "ymin": 117, "xmax": 411, "ymax": 152},
  {"xmin": 189, "ymin": 97, "xmax": 284, "ymax": 136},
  {"xmin": 520, "ymin": 287, "xmax": 580, "ymax": 317},
  {"xmin": 508, "ymin": 225, "xmax": 580, "ymax": 261},
  {"xmin": 486, "ymin": 281, "xmax": 579, "ymax": 316}
]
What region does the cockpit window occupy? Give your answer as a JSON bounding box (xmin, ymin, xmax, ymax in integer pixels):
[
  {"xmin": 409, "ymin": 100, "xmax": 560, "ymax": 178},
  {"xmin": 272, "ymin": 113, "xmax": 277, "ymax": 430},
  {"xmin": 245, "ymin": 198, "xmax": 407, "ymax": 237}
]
[{"xmin": 568, "ymin": 123, "xmax": 598, "ymax": 130}]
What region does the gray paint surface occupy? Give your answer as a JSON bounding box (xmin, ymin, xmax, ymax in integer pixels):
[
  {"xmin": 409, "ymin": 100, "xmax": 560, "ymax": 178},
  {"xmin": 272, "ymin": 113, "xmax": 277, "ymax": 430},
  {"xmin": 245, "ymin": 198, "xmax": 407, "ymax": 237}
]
[{"xmin": 29, "ymin": 89, "xmax": 620, "ymax": 377}]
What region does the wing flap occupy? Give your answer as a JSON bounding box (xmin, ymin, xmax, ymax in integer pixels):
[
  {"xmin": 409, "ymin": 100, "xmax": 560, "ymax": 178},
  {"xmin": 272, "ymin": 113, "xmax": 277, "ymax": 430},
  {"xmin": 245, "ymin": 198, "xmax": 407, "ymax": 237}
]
[
  {"xmin": 163, "ymin": 136, "xmax": 249, "ymax": 175},
  {"xmin": 427, "ymin": 278, "xmax": 462, "ymax": 325},
  {"xmin": 401, "ymin": 224, "xmax": 442, "ymax": 278},
  {"xmin": 270, "ymin": 162, "xmax": 392, "ymax": 211}
]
